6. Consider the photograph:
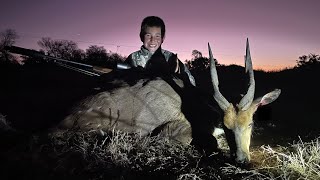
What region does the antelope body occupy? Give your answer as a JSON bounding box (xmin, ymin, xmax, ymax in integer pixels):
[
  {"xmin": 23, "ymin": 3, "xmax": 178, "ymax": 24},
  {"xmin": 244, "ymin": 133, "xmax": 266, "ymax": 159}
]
[
  {"xmin": 57, "ymin": 39, "xmax": 281, "ymax": 163},
  {"xmin": 60, "ymin": 77, "xmax": 193, "ymax": 144}
]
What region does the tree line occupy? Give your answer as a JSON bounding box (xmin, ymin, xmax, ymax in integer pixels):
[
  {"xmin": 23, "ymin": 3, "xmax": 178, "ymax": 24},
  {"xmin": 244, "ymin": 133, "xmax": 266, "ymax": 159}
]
[
  {"xmin": 1, "ymin": 28, "xmax": 319, "ymax": 71},
  {"xmin": 0, "ymin": 29, "xmax": 126, "ymax": 68}
]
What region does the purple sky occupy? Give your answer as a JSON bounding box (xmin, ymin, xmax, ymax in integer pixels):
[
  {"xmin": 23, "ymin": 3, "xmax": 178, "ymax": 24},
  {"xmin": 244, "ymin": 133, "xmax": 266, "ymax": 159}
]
[{"xmin": 1, "ymin": 0, "xmax": 320, "ymax": 70}]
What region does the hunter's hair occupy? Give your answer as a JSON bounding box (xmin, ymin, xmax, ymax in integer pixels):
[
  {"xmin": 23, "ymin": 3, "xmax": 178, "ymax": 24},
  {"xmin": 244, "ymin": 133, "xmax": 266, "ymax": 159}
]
[{"xmin": 139, "ymin": 16, "xmax": 166, "ymax": 42}]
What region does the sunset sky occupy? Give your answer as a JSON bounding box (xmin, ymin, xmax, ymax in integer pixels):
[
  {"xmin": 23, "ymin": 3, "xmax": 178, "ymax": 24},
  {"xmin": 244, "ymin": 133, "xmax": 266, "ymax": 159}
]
[{"xmin": 1, "ymin": 0, "xmax": 319, "ymax": 70}]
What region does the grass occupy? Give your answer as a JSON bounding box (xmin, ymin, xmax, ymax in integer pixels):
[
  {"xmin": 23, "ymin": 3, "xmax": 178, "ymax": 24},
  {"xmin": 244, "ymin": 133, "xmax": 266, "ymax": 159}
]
[
  {"xmin": 259, "ymin": 137, "xmax": 320, "ymax": 180},
  {"xmin": 1, "ymin": 117, "xmax": 320, "ymax": 179}
]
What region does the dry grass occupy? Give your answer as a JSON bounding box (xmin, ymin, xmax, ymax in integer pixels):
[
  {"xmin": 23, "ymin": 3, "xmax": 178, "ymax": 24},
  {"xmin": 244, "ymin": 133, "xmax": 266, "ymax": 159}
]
[
  {"xmin": 257, "ymin": 137, "xmax": 320, "ymax": 180},
  {"xmin": 47, "ymin": 130, "xmax": 222, "ymax": 179},
  {"xmin": 0, "ymin": 114, "xmax": 13, "ymax": 132},
  {"xmin": 1, "ymin": 120, "xmax": 320, "ymax": 180}
]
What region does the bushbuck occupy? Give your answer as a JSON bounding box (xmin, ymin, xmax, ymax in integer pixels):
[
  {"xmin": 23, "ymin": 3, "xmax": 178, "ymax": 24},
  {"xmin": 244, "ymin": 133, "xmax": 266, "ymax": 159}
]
[{"xmin": 57, "ymin": 39, "xmax": 281, "ymax": 163}]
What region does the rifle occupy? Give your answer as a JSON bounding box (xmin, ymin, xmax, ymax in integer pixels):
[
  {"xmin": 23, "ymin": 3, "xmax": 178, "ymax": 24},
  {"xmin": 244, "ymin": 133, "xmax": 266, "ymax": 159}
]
[{"xmin": 4, "ymin": 45, "xmax": 131, "ymax": 76}]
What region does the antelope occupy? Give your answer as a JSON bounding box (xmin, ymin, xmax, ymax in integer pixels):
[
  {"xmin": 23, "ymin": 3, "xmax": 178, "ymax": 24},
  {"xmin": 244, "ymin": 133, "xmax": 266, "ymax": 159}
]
[
  {"xmin": 210, "ymin": 39, "xmax": 281, "ymax": 163},
  {"xmin": 56, "ymin": 38, "xmax": 281, "ymax": 163}
]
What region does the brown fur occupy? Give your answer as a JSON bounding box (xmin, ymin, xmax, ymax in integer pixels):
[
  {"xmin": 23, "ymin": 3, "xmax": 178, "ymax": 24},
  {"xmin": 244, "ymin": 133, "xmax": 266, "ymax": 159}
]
[{"xmin": 58, "ymin": 77, "xmax": 193, "ymax": 145}]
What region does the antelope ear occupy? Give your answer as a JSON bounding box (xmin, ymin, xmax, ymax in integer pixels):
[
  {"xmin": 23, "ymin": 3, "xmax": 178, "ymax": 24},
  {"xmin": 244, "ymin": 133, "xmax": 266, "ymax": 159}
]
[{"xmin": 253, "ymin": 89, "xmax": 281, "ymax": 110}]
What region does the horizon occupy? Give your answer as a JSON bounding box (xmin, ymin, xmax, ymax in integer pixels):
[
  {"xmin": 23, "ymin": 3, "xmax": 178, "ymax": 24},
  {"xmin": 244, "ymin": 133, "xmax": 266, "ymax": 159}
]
[{"xmin": 1, "ymin": 0, "xmax": 319, "ymax": 71}]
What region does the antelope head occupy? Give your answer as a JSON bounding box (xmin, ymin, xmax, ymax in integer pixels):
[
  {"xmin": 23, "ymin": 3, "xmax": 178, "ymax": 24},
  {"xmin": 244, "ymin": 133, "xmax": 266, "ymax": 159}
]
[{"xmin": 209, "ymin": 38, "xmax": 281, "ymax": 163}]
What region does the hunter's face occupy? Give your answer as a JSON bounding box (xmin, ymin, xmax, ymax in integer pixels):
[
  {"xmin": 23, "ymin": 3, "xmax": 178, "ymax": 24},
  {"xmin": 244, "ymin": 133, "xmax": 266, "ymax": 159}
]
[{"xmin": 143, "ymin": 26, "xmax": 164, "ymax": 53}]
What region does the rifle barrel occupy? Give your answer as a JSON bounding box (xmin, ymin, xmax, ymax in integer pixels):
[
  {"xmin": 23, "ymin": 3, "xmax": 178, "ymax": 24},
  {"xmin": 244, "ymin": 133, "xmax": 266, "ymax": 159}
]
[
  {"xmin": 56, "ymin": 62, "xmax": 100, "ymax": 76},
  {"xmin": 5, "ymin": 45, "xmax": 93, "ymax": 68},
  {"xmin": 4, "ymin": 45, "xmax": 132, "ymax": 76}
]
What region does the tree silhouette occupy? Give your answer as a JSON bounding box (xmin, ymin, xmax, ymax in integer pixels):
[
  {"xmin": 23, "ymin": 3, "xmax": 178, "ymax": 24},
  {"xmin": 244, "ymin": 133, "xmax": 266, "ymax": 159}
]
[
  {"xmin": 108, "ymin": 52, "xmax": 126, "ymax": 63},
  {"xmin": 0, "ymin": 29, "xmax": 19, "ymax": 63},
  {"xmin": 295, "ymin": 53, "xmax": 320, "ymax": 68},
  {"xmin": 186, "ymin": 57, "xmax": 215, "ymax": 71},
  {"xmin": 191, "ymin": 49, "xmax": 202, "ymax": 59},
  {"xmin": 37, "ymin": 37, "xmax": 82, "ymax": 61},
  {"xmin": 71, "ymin": 49, "xmax": 86, "ymax": 62},
  {"xmin": 85, "ymin": 45, "xmax": 108, "ymax": 65},
  {"xmin": 185, "ymin": 49, "xmax": 218, "ymax": 71}
]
